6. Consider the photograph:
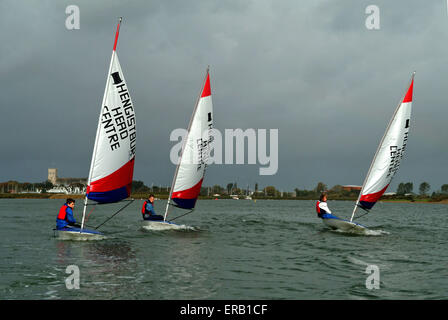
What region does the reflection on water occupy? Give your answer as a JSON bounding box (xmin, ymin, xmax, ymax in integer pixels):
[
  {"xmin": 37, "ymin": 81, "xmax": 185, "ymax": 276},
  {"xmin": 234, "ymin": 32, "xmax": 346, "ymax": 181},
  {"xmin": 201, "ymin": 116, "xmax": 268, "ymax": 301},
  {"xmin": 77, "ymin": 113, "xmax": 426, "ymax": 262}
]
[
  {"xmin": 55, "ymin": 239, "xmax": 136, "ymax": 266},
  {"xmin": 53, "ymin": 239, "xmax": 138, "ymax": 299}
]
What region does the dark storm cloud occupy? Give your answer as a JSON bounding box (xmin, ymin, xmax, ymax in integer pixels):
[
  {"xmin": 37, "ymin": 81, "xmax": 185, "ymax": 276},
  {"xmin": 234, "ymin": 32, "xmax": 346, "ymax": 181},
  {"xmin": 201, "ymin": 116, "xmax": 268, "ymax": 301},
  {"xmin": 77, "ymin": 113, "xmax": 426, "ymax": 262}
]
[{"xmin": 0, "ymin": 0, "xmax": 447, "ymax": 193}]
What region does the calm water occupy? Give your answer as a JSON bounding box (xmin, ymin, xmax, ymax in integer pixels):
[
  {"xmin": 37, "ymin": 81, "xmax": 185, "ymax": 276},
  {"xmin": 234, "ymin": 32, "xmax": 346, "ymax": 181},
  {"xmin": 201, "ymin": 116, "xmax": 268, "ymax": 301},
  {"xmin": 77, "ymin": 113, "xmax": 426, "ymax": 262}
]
[{"xmin": 0, "ymin": 198, "xmax": 447, "ymax": 299}]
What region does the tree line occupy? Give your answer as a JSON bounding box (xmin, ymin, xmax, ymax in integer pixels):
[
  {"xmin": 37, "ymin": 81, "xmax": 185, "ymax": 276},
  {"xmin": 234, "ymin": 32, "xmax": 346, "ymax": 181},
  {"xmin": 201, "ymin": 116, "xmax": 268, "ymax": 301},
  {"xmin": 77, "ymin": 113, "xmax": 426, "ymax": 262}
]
[{"xmin": 3, "ymin": 179, "xmax": 448, "ymax": 202}]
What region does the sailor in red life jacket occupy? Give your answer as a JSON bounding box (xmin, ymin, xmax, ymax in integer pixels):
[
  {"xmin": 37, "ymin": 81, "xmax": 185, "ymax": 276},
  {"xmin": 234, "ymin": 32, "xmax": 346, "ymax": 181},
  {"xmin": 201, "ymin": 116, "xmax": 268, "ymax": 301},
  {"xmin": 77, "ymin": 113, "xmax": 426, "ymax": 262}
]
[
  {"xmin": 141, "ymin": 194, "xmax": 164, "ymax": 221},
  {"xmin": 316, "ymin": 193, "xmax": 332, "ymax": 219},
  {"xmin": 56, "ymin": 198, "xmax": 79, "ymax": 229}
]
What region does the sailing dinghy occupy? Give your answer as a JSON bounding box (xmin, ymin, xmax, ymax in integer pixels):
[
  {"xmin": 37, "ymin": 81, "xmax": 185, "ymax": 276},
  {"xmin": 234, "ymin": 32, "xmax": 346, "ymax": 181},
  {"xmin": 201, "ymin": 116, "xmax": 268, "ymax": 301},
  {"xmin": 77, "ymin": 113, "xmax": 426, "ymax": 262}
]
[
  {"xmin": 142, "ymin": 68, "xmax": 213, "ymax": 230},
  {"xmin": 322, "ymin": 72, "xmax": 415, "ymax": 232},
  {"xmin": 57, "ymin": 18, "xmax": 136, "ymax": 240}
]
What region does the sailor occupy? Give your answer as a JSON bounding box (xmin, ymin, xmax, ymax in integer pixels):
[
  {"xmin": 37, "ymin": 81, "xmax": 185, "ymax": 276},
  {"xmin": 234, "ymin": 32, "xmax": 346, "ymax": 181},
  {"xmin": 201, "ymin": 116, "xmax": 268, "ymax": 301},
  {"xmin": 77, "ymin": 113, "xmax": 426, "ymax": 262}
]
[
  {"xmin": 56, "ymin": 198, "xmax": 78, "ymax": 229},
  {"xmin": 141, "ymin": 194, "xmax": 164, "ymax": 221},
  {"xmin": 316, "ymin": 192, "xmax": 332, "ymax": 219}
]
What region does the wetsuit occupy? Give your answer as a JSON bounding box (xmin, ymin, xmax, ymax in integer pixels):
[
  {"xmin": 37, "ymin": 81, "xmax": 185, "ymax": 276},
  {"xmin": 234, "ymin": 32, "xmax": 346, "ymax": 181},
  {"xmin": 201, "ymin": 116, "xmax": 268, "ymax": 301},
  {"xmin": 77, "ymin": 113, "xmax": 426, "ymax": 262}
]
[
  {"xmin": 141, "ymin": 200, "xmax": 164, "ymax": 221},
  {"xmin": 56, "ymin": 203, "xmax": 77, "ymax": 230}
]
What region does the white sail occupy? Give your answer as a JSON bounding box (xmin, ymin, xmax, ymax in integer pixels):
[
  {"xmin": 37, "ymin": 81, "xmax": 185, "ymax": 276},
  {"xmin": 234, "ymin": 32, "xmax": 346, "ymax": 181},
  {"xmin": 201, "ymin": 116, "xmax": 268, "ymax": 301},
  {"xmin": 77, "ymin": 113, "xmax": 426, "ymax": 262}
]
[
  {"xmin": 164, "ymin": 68, "xmax": 213, "ymax": 219},
  {"xmin": 350, "ymin": 73, "xmax": 414, "ymax": 221},
  {"xmin": 80, "ymin": 18, "xmax": 136, "ymax": 232},
  {"xmin": 86, "ymin": 50, "xmax": 136, "ymax": 204}
]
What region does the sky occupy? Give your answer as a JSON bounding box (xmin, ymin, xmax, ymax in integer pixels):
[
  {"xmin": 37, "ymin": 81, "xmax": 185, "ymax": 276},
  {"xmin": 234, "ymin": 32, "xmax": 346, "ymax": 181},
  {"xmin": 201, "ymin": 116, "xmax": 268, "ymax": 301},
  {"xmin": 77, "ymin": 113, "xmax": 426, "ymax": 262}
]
[{"xmin": 0, "ymin": 0, "xmax": 447, "ymax": 192}]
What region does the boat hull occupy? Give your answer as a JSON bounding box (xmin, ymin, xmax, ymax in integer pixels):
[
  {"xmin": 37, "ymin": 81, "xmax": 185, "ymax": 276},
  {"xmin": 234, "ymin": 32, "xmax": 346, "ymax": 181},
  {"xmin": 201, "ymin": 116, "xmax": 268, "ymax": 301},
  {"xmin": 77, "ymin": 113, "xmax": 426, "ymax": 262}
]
[
  {"xmin": 56, "ymin": 227, "xmax": 106, "ymax": 241},
  {"xmin": 321, "ymin": 214, "xmax": 367, "ymax": 232}
]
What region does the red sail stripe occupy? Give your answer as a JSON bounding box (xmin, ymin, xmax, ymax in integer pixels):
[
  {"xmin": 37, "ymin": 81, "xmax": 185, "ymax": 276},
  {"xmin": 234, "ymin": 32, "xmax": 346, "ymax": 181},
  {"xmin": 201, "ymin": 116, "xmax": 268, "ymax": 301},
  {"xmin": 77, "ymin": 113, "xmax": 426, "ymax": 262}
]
[
  {"xmin": 172, "ymin": 178, "xmax": 204, "ymax": 200},
  {"xmin": 359, "ymin": 184, "xmax": 389, "ymax": 204},
  {"xmin": 88, "ymin": 158, "xmax": 135, "ymax": 193},
  {"xmin": 402, "ymin": 79, "xmax": 413, "ymax": 103},
  {"xmin": 201, "ymin": 73, "xmax": 211, "ymax": 98}
]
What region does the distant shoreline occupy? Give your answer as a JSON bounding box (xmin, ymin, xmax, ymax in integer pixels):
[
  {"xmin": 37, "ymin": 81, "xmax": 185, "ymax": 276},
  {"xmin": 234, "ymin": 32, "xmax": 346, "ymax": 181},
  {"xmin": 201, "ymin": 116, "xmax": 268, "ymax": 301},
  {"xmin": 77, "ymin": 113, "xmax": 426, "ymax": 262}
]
[
  {"xmin": 1, "ymin": 193, "xmax": 447, "ymax": 204},
  {"xmin": 379, "ymin": 199, "xmax": 448, "ymax": 204}
]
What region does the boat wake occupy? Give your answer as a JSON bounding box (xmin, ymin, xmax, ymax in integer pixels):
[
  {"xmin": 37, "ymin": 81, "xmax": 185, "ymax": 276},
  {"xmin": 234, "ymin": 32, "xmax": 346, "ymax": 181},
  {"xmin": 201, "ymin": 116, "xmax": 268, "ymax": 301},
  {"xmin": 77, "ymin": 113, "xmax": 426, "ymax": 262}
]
[
  {"xmin": 363, "ymin": 228, "xmax": 390, "ymax": 236},
  {"xmin": 331, "ymin": 227, "xmax": 389, "ymax": 236},
  {"xmin": 140, "ymin": 221, "xmax": 196, "ymax": 232}
]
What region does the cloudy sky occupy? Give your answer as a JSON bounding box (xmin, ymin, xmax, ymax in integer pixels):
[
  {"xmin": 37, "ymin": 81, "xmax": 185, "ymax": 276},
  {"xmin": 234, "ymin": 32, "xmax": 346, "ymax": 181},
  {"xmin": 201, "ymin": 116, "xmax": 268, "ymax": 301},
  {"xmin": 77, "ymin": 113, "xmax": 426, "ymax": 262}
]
[{"xmin": 1, "ymin": 0, "xmax": 447, "ymax": 192}]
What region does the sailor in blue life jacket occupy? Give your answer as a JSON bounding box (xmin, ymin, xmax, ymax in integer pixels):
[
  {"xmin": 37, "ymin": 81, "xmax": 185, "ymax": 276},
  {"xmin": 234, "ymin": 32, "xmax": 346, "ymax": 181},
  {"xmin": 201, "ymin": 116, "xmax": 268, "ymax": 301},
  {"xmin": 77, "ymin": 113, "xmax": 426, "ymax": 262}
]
[
  {"xmin": 141, "ymin": 194, "xmax": 164, "ymax": 221},
  {"xmin": 56, "ymin": 198, "xmax": 80, "ymax": 229},
  {"xmin": 316, "ymin": 193, "xmax": 333, "ymax": 219}
]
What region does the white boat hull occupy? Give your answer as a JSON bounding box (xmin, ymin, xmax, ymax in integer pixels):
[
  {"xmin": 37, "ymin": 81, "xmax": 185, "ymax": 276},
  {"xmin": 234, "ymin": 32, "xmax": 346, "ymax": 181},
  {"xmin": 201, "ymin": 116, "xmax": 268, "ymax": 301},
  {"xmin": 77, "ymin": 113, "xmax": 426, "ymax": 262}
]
[
  {"xmin": 56, "ymin": 228, "xmax": 106, "ymax": 241},
  {"xmin": 321, "ymin": 215, "xmax": 367, "ymax": 232}
]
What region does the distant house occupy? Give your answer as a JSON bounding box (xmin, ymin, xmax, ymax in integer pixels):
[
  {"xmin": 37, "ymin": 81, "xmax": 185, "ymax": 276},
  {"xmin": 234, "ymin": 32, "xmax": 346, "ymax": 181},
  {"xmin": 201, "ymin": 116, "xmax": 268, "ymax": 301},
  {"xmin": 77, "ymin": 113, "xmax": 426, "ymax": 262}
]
[
  {"xmin": 46, "ymin": 168, "xmax": 87, "ymax": 194},
  {"xmin": 48, "ymin": 168, "xmax": 87, "ymax": 186},
  {"xmin": 342, "ymin": 185, "xmax": 362, "ymax": 192},
  {"xmin": 0, "ymin": 181, "xmax": 20, "ymax": 193},
  {"xmin": 47, "ymin": 186, "xmax": 69, "ymax": 194}
]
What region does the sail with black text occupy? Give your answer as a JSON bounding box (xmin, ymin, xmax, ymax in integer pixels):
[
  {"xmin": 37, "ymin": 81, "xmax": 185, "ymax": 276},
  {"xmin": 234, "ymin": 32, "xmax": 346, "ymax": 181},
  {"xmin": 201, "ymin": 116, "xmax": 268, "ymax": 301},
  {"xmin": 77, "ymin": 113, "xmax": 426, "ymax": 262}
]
[
  {"xmin": 163, "ymin": 68, "xmax": 213, "ymax": 221},
  {"xmin": 350, "ymin": 72, "xmax": 414, "ymax": 221},
  {"xmin": 75, "ymin": 17, "xmax": 136, "ymax": 238},
  {"xmin": 85, "ymin": 22, "xmax": 136, "ymax": 204},
  {"xmin": 319, "ymin": 72, "xmax": 415, "ymax": 232}
]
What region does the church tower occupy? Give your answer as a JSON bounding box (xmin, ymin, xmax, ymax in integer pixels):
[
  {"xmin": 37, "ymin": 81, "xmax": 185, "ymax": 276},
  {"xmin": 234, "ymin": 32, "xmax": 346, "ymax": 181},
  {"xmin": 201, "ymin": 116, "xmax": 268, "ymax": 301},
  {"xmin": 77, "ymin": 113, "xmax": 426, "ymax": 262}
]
[{"xmin": 48, "ymin": 168, "xmax": 57, "ymax": 185}]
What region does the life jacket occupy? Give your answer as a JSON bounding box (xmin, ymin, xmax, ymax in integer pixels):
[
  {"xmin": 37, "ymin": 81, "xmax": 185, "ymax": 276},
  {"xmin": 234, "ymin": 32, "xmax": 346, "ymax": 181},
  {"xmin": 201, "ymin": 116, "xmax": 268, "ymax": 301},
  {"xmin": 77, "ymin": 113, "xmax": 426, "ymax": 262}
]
[
  {"xmin": 57, "ymin": 204, "xmax": 69, "ymax": 221},
  {"xmin": 316, "ymin": 200, "xmax": 326, "ymax": 218},
  {"xmin": 142, "ymin": 200, "xmax": 153, "ymax": 215}
]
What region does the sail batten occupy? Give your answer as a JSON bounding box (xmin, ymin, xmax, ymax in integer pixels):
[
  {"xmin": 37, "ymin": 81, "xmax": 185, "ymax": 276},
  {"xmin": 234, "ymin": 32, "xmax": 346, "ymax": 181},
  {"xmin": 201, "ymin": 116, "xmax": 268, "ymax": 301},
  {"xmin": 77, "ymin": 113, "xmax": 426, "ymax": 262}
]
[{"xmin": 351, "ymin": 73, "xmax": 414, "ymax": 221}]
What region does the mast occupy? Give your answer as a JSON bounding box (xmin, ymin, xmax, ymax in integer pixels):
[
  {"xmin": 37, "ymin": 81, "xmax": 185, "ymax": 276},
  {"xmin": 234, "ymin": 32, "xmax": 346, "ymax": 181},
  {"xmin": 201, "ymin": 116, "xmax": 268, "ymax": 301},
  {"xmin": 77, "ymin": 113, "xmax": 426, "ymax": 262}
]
[
  {"xmin": 164, "ymin": 66, "xmax": 210, "ymax": 221},
  {"xmin": 80, "ymin": 17, "xmax": 123, "ymax": 232},
  {"xmin": 350, "ymin": 71, "xmax": 415, "ymax": 222},
  {"xmin": 113, "ymin": 17, "xmax": 122, "ymax": 52}
]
